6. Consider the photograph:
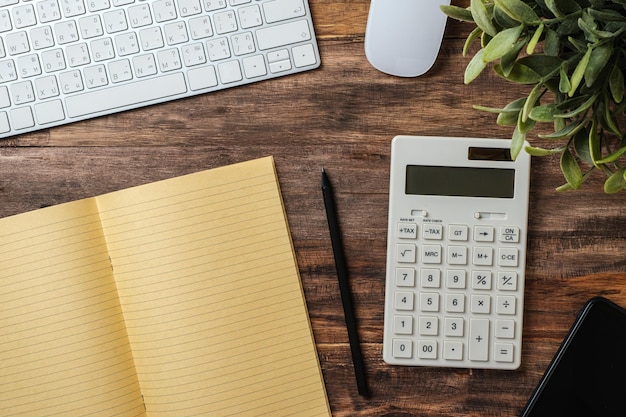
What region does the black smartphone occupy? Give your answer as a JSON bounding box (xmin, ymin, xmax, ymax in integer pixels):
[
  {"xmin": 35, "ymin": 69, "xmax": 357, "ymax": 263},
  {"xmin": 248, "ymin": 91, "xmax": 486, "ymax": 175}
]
[{"xmin": 520, "ymin": 297, "xmax": 626, "ymax": 417}]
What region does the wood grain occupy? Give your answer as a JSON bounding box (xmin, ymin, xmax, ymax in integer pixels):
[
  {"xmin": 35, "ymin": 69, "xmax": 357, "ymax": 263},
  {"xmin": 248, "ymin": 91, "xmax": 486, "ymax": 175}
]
[{"xmin": 0, "ymin": 1, "xmax": 624, "ymax": 416}]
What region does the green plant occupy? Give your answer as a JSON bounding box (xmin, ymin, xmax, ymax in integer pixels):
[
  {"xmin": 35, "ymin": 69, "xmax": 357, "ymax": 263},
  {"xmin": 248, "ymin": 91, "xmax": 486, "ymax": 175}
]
[{"xmin": 442, "ymin": 0, "xmax": 626, "ymax": 193}]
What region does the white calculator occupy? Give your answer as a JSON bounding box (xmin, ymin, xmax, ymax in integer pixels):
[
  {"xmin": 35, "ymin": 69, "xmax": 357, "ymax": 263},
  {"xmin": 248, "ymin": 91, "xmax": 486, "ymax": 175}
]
[{"xmin": 382, "ymin": 136, "xmax": 531, "ymax": 370}]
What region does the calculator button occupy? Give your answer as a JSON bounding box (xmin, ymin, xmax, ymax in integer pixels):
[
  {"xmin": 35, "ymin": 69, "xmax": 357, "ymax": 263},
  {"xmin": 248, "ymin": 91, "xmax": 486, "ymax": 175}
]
[
  {"xmin": 495, "ymin": 319, "xmax": 515, "ymax": 339},
  {"xmin": 447, "ymin": 245, "xmax": 468, "ymax": 265},
  {"xmin": 418, "ymin": 340, "xmax": 438, "ymax": 359},
  {"xmin": 499, "ymin": 226, "xmax": 520, "ymax": 243},
  {"xmin": 445, "ymin": 293, "xmax": 465, "ymax": 313},
  {"xmin": 397, "ymin": 243, "xmax": 417, "ymax": 263},
  {"xmin": 398, "ymin": 222, "xmax": 417, "ymax": 239},
  {"xmin": 446, "ymin": 269, "xmax": 466, "ymax": 288},
  {"xmin": 395, "ymin": 291, "xmax": 415, "ymax": 310},
  {"xmin": 473, "ymin": 246, "xmax": 493, "ymax": 266},
  {"xmin": 444, "ymin": 317, "xmax": 464, "ymax": 337},
  {"xmin": 498, "ymin": 247, "xmax": 519, "ymax": 267},
  {"xmin": 469, "ymin": 318, "xmax": 490, "ymax": 361},
  {"xmin": 396, "ymin": 267, "xmax": 416, "ymax": 287},
  {"xmin": 393, "ymin": 315, "xmax": 414, "ymax": 335},
  {"xmin": 494, "ymin": 343, "xmax": 514, "ymax": 362},
  {"xmin": 448, "ymin": 224, "xmax": 468, "ymax": 241},
  {"xmin": 497, "ymin": 272, "xmax": 518, "ymax": 290},
  {"xmin": 471, "ymin": 294, "xmax": 491, "ymax": 314},
  {"xmin": 496, "ymin": 295, "xmax": 517, "ymax": 315},
  {"xmin": 443, "ymin": 340, "xmax": 464, "ymax": 360},
  {"xmin": 392, "ymin": 339, "xmax": 413, "ymax": 358},
  {"xmin": 471, "ymin": 270, "xmax": 492, "ymax": 290},
  {"xmin": 420, "ymin": 268, "xmax": 441, "ymax": 288},
  {"xmin": 474, "ymin": 226, "xmax": 494, "ymax": 242},
  {"xmin": 423, "ymin": 224, "xmax": 443, "ymax": 240},
  {"xmin": 420, "ymin": 292, "xmax": 439, "ymax": 312},
  {"xmin": 418, "ymin": 316, "xmax": 438, "ymax": 336},
  {"xmin": 422, "ymin": 245, "xmax": 442, "ymax": 264}
]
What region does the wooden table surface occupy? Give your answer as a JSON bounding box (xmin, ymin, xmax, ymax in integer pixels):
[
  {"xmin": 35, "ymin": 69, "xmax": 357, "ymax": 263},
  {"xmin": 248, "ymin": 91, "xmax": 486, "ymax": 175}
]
[{"xmin": 1, "ymin": 1, "xmax": 625, "ymax": 416}]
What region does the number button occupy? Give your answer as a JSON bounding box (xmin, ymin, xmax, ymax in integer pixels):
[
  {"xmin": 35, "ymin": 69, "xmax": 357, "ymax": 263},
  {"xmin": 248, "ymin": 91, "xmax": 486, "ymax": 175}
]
[
  {"xmin": 419, "ymin": 316, "xmax": 438, "ymax": 336},
  {"xmin": 392, "ymin": 339, "xmax": 413, "ymax": 358},
  {"xmin": 445, "ymin": 293, "xmax": 465, "ymax": 313},
  {"xmin": 446, "ymin": 269, "xmax": 466, "ymax": 289},
  {"xmin": 445, "ymin": 317, "xmax": 464, "ymax": 337},
  {"xmin": 396, "ymin": 267, "xmax": 415, "ymax": 287},
  {"xmin": 420, "ymin": 268, "xmax": 440, "ymax": 288},
  {"xmin": 393, "ymin": 315, "xmax": 413, "ymax": 335},
  {"xmin": 418, "ymin": 340, "xmax": 437, "ymax": 359},
  {"xmin": 420, "ymin": 292, "xmax": 439, "ymax": 312},
  {"xmin": 394, "ymin": 291, "xmax": 415, "ymax": 311}
]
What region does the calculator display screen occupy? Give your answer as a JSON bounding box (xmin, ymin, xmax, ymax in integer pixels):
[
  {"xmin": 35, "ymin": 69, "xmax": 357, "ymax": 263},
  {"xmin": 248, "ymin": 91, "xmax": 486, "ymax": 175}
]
[{"xmin": 405, "ymin": 165, "xmax": 515, "ymax": 198}]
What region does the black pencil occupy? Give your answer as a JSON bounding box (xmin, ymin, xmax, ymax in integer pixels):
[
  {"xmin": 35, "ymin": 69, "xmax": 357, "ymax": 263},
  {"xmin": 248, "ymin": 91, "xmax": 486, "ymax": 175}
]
[{"xmin": 321, "ymin": 168, "xmax": 370, "ymax": 398}]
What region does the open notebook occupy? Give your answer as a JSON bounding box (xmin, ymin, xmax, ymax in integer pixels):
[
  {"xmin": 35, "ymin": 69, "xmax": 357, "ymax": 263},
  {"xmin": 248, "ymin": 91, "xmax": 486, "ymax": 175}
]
[{"xmin": 0, "ymin": 156, "xmax": 331, "ymax": 417}]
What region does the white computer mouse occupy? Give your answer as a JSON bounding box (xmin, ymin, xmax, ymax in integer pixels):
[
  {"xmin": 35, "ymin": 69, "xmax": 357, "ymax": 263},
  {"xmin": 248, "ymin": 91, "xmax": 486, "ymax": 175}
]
[{"xmin": 364, "ymin": 0, "xmax": 451, "ymax": 77}]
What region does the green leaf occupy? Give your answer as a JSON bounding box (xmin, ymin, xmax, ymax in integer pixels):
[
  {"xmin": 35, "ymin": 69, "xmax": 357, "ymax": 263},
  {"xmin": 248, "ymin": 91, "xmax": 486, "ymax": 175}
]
[
  {"xmin": 609, "ymin": 64, "xmax": 624, "ymax": 103},
  {"xmin": 573, "ymin": 129, "xmax": 593, "ymax": 164},
  {"xmin": 441, "ymin": 5, "xmax": 474, "ymax": 22},
  {"xmin": 471, "ymin": 0, "xmax": 498, "ymax": 37},
  {"xmin": 511, "ymin": 125, "xmax": 526, "ymax": 159},
  {"xmin": 539, "ymin": 118, "xmax": 586, "ymax": 139},
  {"xmin": 529, "ymin": 103, "xmax": 559, "ymax": 121},
  {"xmin": 584, "ymin": 42, "xmax": 612, "ymax": 87},
  {"xmin": 463, "ymin": 27, "xmax": 483, "ymax": 56},
  {"xmin": 569, "ymin": 46, "xmax": 592, "ymax": 96},
  {"xmin": 525, "ymin": 144, "xmax": 567, "ymax": 156},
  {"xmin": 522, "ymin": 83, "xmax": 544, "ymax": 122},
  {"xmin": 465, "ymin": 49, "xmax": 488, "ymax": 84},
  {"xmin": 596, "ymin": 145, "xmax": 626, "ymax": 164},
  {"xmin": 494, "ymin": 62, "xmax": 542, "ymax": 84},
  {"xmin": 554, "ymin": 93, "xmax": 596, "ymax": 118},
  {"xmin": 560, "ymin": 146, "xmax": 583, "ymax": 189},
  {"xmin": 494, "ymin": 0, "xmax": 541, "ymax": 24},
  {"xmin": 589, "ymin": 118, "xmax": 602, "ymax": 167},
  {"xmin": 518, "ymin": 55, "xmax": 563, "ymax": 77},
  {"xmin": 559, "ymin": 61, "xmax": 571, "ymax": 93},
  {"xmin": 544, "ymin": 0, "xmax": 581, "ymax": 17},
  {"xmin": 500, "ymin": 38, "xmax": 528, "ymax": 76},
  {"xmin": 598, "ymin": 95, "xmax": 622, "ymax": 136},
  {"xmin": 483, "ymin": 24, "xmax": 524, "ymax": 62},
  {"xmin": 544, "ymin": 28, "xmax": 561, "ymax": 56},
  {"xmin": 527, "ymin": 23, "xmax": 545, "ymax": 54},
  {"xmin": 603, "ymin": 167, "xmax": 626, "ymax": 193}
]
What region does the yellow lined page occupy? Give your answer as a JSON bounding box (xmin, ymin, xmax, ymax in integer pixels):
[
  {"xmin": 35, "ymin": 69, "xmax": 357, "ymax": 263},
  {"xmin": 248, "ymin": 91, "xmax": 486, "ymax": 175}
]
[
  {"xmin": 97, "ymin": 157, "xmax": 330, "ymax": 416},
  {"xmin": 0, "ymin": 199, "xmax": 146, "ymax": 417}
]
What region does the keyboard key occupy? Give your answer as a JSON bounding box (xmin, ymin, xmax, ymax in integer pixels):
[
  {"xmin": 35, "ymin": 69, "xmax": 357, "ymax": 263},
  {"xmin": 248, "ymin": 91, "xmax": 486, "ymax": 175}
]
[
  {"xmin": 11, "ymin": 105, "xmax": 34, "ymax": 129},
  {"xmin": 65, "ymin": 72, "xmax": 187, "ymax": 117},
  {"xmin": 256, "ymin": 19, "xmax": 311, "ymax": 50},
  {"xmin": 392, "ymin": 339, "xmax": 412, "ymax": 359},
  {"xmin": 443, "ymin": 340, "xmax": 463, "ymax": 360},
  {"xmin": 187, "ymin": 65, "xmax": 218, "ymax": 90},
  {"xmin": 263, "ymin": 0, "xmax": 306, "ymax": 23},
  {"xmin": 35, "ymin": 99, "xmax": 64, "ymax": 124},
  {"xmin": 418, "ymin": 340, "xmax": 437, "ymax": 359}
]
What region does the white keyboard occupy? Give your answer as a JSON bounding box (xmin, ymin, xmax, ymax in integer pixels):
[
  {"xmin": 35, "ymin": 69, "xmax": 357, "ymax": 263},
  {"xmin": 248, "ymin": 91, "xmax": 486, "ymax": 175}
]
[{"xmin": 0, "ymin": 0, "xmax": 320, "ymax": 138}]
